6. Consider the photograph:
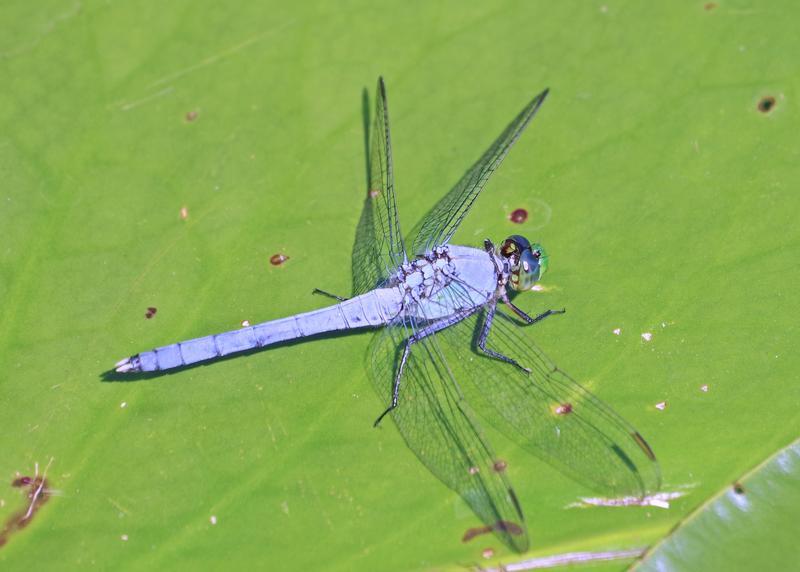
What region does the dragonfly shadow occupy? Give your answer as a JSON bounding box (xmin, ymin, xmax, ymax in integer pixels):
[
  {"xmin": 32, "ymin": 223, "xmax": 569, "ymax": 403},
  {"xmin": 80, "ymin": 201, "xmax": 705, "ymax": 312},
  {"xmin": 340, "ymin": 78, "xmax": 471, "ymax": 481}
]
[
  {"xmin": 99, "ymin": 328, "xmax": 373, "ymax": 383},
  {"xmin": 361, "ymin": 86, "xmax": 371, "ymax": 189},
  {"xmin": 351, "ymin": 85, "xmax": 393, "ymax": 296}
]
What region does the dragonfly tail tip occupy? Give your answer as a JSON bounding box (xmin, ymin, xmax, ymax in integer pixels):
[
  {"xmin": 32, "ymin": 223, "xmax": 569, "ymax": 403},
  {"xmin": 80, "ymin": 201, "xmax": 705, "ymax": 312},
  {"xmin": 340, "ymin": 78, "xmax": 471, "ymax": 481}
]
[{"xmin": 114, "ymin": 358, "xmax": 136, "ymax": 373}]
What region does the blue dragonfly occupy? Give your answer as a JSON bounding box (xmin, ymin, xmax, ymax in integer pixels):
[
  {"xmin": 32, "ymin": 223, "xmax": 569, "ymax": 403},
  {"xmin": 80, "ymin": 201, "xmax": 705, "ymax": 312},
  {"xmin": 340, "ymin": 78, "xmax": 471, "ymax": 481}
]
[{"xmin": 115, "ymin": 78, "xmax": 660, "ymax": 552}]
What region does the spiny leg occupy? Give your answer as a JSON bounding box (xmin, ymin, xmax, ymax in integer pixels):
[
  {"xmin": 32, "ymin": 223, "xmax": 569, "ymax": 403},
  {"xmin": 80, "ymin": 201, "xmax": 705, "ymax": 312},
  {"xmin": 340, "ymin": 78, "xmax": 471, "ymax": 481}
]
[
  {"xmin": 501, "ymin": 293, "xmax": 565, "ymax": 325},
  {"xmin": 374, "ymin": 310, "xmax": 475, "ymax": 427},
  {"xmin": 477, "ymin": 301, "xmax": 532, "ymax": 374},
  {"xmin": 312, "ymin": 288, "xmax": 349, "ymax": 302}
]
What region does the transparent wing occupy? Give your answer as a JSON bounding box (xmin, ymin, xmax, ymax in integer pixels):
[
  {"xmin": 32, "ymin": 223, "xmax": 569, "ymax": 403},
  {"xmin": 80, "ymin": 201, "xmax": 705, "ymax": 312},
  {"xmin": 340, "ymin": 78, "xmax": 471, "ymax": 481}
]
[
  {"xmin": 408, "ymin": 89, "xmax": 549, "ymax": 256},
  {"xmin": 369, "ymin": 310, "xmax": 529, "ymax": 552},
  {"xmin": 352, "ymin": 77, "xmax": 407, "ymax": 295},
  {"xmin": 435, "ymin": 279, "xmax": 661, "ymax": 497}
]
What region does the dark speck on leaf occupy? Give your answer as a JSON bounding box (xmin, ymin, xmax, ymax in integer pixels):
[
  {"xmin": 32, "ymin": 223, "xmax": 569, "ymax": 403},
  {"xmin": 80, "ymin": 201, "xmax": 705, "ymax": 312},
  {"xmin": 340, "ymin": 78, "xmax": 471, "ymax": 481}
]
[
  {"xmin": 186, "ymin": 110, "xmax": 199, "ymax": 122},
  {"xmin": 758, "ymin": 96, "xmax": 776, "ymax": 113},
  {"xmin": 145, "ymin": 307, "xmax": 157, "ymax": 319},
  {"xmin": 509, "ymin": 208, "xmax": 528, "ymax": 224},
  {"xmin": 733, "ymin": 481, "xmax": 745, "ymax": 495}
]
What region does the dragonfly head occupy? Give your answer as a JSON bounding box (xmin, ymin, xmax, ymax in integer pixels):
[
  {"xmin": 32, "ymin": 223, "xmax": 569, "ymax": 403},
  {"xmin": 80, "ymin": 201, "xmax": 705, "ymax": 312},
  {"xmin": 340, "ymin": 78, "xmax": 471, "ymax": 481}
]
[{"xmin": 499, "ymin": 235, "xmax": 549, "ymax": 291}]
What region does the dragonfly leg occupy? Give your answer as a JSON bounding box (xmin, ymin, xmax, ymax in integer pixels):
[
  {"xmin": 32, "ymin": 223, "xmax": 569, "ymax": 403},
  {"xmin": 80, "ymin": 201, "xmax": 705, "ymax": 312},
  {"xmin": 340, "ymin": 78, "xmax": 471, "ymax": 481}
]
[
  {"xmin": 478, "ymin": 302, "xmax": 532, "ymax": 374},
  {"xmin": 502, "ymin": 294, "xmax": 565, "ymax": 325},
  {"xmin": 312, "ymin": 288, "xmax": 349, "ymax": 302},
  {"xmin": 374, "ymin": 311, "xmax": 474, "ymax": 427},
  {"xmin": 484, "ymin": 239, "xmax": 501, "ymax": 271}
]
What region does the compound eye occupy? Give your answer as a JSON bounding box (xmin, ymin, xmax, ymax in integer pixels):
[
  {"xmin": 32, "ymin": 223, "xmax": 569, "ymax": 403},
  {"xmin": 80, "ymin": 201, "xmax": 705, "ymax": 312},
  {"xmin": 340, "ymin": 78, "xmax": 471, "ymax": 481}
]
[{"xmin": 501, "ymin": 240, "xmax": 519, "ymax": 257}]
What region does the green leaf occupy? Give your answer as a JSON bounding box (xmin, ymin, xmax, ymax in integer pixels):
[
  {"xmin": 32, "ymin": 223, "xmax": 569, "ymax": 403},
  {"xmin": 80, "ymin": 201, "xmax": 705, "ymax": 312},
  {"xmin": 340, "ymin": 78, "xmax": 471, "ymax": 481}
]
[
  {"xmin": 634, "ymin": 439, "xmax": 800, "ymax": 571},
  {"xmin": 1, "ymin": 1, "xmax": 798, "ymax": 570}
]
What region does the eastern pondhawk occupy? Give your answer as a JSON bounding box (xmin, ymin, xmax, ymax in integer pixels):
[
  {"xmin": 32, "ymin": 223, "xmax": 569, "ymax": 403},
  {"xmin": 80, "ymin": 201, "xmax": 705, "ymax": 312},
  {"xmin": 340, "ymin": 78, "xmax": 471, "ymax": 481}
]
[{"xmin": 115, "ymin": 78, "xmax": 660, "ymax": 552}]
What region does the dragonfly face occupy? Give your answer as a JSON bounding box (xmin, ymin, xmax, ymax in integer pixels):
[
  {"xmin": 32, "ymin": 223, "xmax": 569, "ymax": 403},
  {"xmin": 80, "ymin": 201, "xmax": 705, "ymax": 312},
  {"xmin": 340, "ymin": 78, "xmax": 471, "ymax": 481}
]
[{"xmin": 499, "ymin": 235, "xmax": 549, "ymax": 291}]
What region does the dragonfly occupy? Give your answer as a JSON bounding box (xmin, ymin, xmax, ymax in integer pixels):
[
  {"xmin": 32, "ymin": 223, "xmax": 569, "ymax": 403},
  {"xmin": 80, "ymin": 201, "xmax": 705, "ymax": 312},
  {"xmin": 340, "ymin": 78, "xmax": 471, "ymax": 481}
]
[{"xmin": 114, "ymin": 78, "xmax": 660, "ymax": 552}]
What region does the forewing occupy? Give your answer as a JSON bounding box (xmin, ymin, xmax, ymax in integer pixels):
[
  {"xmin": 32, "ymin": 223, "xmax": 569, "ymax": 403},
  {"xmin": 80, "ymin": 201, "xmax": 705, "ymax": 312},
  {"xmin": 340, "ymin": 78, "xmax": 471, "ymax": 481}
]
[
  {"xmin": 408, "ymin": 89, "xmax": 549, "ymax": 256},
  {"xmin": 369, "ymin": 311, "xmax": 529, "ymax": 552},
  {"xmin": 436, "ymin": 281, "xmax": 661, "ymax": 497},
  {"xmin": 352, "ymin": 77, "xmax": 407, "ymax": 295}
]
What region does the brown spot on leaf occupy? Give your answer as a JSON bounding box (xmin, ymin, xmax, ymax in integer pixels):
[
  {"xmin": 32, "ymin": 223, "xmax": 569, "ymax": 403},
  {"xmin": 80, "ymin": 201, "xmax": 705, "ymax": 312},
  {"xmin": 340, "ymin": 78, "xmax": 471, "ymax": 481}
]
[
  {"xmin": 493, "ymin": 460, "xmax": 507, "ymax": 473},
  {"xmin": 462, "ymin": 520, "xmax": 524, "ymax": 543},
  {"xmin": 463, "ymin": 525, "xmax": 492, "ymax": 543},
  {"xmin": 270, "ymin": 254, "xmax": 289, "ymax": 266},
  {"xmin": 145, "ymin": 307, "xmax": 157, "ymax": 319},
  {"xmin": 704, "ymin": 2, "xmax": 717, "ymax": 10},
  {"xmin": 1, "ymin": 472, "xmax": 53, "ymax": 549},
  {"xmin": 758, "ymin": 96, "xmax": 776, "ymax": 113},
  {"xmin": 509, "ymin": 208, "xmax": 528, "ymax": 224},
  {"xmin": 186, "ymin": 110, "xmax": 199, "ymax": 122},
  {"xmin": 180, "ymin": 206, "xmax": 189, "ymax": 220},
  {"xmin": 733, "ymin": 481, "xmax": 745, "ymax": 495}
]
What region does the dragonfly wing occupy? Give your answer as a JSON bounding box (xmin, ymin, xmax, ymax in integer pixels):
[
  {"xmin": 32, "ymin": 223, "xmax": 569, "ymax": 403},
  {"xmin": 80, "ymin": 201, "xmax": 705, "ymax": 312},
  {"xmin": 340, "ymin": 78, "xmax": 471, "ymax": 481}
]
[
  {"xmin": 369, "ymin": 310, "xmax": 529, "ymax": 552},
  {"xmin": 435, "ymin": 280, "xmax": 661, "ymax": 497},
  {"xmin": 352, "ymin": 77, "xmax": 407, "ymax": 295},
  {"xmin": 408, "ymin": 89, "xmax": 549, "ymax": 256}
]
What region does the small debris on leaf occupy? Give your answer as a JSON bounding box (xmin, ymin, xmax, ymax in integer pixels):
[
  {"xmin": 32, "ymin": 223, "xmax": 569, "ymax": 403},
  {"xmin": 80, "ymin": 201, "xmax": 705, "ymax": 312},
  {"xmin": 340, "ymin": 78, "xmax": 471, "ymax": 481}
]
[
  {"xmin": 555, "ymin": 403, "xmax": 573, "ymax": 415},
  {"xmin": 270, "ymin": 254, "xmax": 289, "ymax": 266}
]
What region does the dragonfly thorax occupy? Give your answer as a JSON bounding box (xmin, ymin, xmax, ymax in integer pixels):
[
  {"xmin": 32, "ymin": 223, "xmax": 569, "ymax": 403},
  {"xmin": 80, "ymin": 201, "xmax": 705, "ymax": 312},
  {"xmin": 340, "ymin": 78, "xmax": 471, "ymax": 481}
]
[{"xmin": 394, "ymin": 246, "xmax": 457, "ymax": 302}]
